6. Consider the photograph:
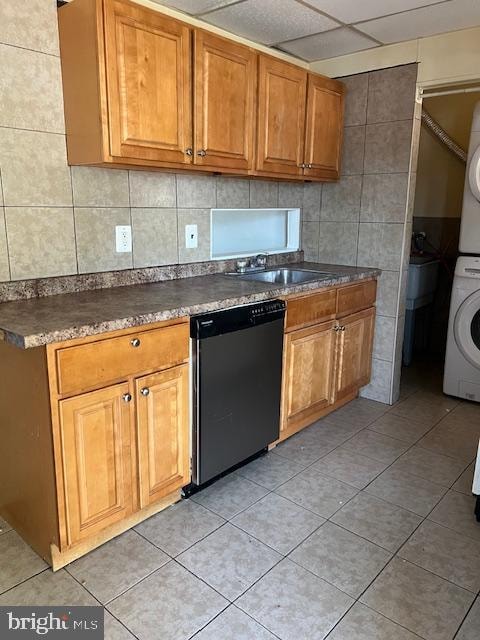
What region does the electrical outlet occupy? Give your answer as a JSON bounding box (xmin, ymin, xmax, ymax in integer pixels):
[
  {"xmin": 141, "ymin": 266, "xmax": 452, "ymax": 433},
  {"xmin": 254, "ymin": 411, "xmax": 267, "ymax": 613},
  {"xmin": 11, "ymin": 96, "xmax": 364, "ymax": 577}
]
[
  {"xmin": 185, "ymin": 224, "xmax": 198, "ymax": 249},
  {"xmin": 116, "ymin": 225, "xmax": 132, "ymax": 253}
]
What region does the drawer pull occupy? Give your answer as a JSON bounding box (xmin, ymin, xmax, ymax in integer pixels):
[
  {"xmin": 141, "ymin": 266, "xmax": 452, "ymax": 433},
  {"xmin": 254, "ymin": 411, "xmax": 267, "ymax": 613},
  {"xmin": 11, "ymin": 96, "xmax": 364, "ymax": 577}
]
[
  {"xmin": 140, "ymin": 387, "xmax": 150, "ymax": 397},
  {"xmin": 131, "ymin": 338, "xmax": 141, "ymax": 348},
  {"xmin": 123, "ymin": 393, "xmax": 132, "ymax": 403}
]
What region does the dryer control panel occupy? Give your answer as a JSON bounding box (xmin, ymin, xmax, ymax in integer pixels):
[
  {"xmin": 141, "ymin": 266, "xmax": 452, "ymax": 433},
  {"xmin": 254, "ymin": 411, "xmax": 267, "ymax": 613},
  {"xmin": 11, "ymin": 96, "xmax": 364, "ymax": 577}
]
[{"xmin": 456, "ymin": 256, "xmax": 480, "ymax": 279}]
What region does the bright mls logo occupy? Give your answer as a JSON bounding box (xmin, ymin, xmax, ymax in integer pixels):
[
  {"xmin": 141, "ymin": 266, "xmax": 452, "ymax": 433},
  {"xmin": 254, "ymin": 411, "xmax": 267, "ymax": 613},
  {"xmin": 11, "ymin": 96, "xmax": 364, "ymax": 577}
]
[{"xmin": 0, "ymin": 607, "xmax": 104, "ymax": 639}]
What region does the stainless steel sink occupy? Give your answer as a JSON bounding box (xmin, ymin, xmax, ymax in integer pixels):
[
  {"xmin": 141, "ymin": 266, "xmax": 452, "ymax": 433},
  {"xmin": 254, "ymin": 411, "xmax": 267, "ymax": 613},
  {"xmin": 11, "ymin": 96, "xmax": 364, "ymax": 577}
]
[{"xmin": 236, "ymin": 268, "xmax": 333, "ymax": 285}]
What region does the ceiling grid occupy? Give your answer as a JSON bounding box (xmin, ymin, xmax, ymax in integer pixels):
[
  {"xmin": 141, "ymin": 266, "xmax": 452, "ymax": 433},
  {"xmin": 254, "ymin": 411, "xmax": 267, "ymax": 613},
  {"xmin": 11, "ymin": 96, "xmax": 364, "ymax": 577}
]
[{"xmin": 148, "ymin": 0, "xmax": 480, "ymax": 61}]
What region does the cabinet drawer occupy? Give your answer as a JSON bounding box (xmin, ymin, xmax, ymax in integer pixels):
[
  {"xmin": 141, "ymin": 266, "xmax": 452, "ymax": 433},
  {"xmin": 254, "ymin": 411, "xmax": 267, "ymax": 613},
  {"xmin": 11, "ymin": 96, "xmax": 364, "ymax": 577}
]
[
  {"xmin": 286, "ymin": 289, "xmax": 337, "ymax": 331},
  {"xmin": 337, "ymin": 280, "xmax": 377, "ymax": 318},
  {"xmin": 56, "ymin": 322, "xmax": 189, "ymax": 396}
]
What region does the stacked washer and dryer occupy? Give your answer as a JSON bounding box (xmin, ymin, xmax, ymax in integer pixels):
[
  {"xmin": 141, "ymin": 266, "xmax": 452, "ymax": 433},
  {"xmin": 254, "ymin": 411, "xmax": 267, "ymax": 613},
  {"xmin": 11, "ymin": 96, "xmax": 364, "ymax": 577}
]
[{"xmin": 443, "ymin": 101, "xmax": 480, "ymax": 520}]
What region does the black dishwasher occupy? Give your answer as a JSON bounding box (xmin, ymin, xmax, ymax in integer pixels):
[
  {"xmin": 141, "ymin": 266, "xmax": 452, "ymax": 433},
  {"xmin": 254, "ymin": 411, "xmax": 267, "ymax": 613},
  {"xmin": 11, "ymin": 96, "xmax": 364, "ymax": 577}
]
[{"xmin": 190, "ymin": 299, "xmax": 286, "ymax": 488}]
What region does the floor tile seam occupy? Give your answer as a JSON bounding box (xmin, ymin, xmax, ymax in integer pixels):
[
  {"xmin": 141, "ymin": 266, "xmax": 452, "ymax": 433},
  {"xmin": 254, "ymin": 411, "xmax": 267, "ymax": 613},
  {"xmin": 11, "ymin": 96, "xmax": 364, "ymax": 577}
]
[
  {"xmin": 387, "ymin": 556, "xmax": 478, "ymax": 600},
  {"xmin": 359, "ymin": 415, "xmax": 460, "ymax": 496},
  {"xmin": 415, "ymin": 443, "xmax": 476, "ymax": 465},
  {"xmin": 362, "ymin": 485, "xmax": 447, "ymax": 519},
  {"xmin": 173, "ymin": 523, "xmax": 287, "ymax": 601},
  {"xmin": 386, "ymin": 404, "xmax": 454, "ymax": 428},
  {"xmin": 68, "ymin": 560, "xmax": 170, "ymax": 607},
  {"xmin": 305, "ymin": 461, "xmax": 385, "ymax": 491},
  {"xmin": 452, "ymin": 595, "xmax": 480, "ymax": 640},
  {"xmin": 234, "ymin": 451, "xmax": 314, "ymax": 490},
  {"xmin": 346, "ymin": 601, "xmax": 428, "ymax": 640},
  {"xmin": 64, "ymin": 570, "xmax": 141, "ymax": 640},
  {"xmin": 272, "ymin": 482, "xmax": 360, "ymax": 521},
  {"xmin": 132, "ymin": 515, "xmax": 226, "ymax": 559},
  {"xmin": 426, "ymin": 513, "xmax": 480, "ymax": 545},
  {"xmin": 100, "ymin": 556, "xmax": 231, "ymax": 615},
  {"xmin": 364, "ymin": 422, "xmax": 427, "ymax": 445},
  {"xmin": 394, "ymin": 549, "xmax": 480, "ymax": 595},
  {"xmin": 234, "ymin": 581, "xmax": 357, "ymax": 640},
  {"xmin": 0, "ymin": 567, "xmax": 50, "ymax": 599},
  {"xmin": 324, "ymin": 517, "xmax": 401, "ymax": 554},
  {"xmin": 236, "ymin": 552, "xmax": 357, "ymax": 608},
  {"xmin": 190, "ymin": 482, "xmax": 274, "ymax": 522},
  {"xmin": 188, "ymin": 603, "xmax": 284, "ymax": 640},
  {"xmin": 227, "ymin": 517, "xmax": 307, "ymax": 558}
]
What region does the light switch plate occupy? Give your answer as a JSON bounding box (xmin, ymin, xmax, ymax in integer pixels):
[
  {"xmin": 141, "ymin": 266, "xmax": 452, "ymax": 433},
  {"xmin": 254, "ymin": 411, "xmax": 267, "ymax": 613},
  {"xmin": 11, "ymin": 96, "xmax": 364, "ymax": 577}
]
[
  {"xmin": 116, "ymin": 225, "xmax": 132, "ymax": 253},
  {"xmin": 185, "ymin": 224, "xmax": 198, "ymax": 249}
]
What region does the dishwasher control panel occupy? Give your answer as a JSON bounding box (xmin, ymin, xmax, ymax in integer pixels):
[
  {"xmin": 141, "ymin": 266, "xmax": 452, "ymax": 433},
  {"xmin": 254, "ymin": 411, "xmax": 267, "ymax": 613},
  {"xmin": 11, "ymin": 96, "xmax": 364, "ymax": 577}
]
[{"xmin": 191, "ymin": 300, "xmax": 286, "ymax": 339}]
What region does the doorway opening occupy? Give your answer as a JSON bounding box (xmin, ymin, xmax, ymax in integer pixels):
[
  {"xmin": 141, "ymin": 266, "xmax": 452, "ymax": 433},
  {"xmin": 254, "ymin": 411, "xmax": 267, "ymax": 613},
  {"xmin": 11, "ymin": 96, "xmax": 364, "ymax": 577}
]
[{"xmin": 402, "ymin": 83, "xmax": 480, "ymax": 390}]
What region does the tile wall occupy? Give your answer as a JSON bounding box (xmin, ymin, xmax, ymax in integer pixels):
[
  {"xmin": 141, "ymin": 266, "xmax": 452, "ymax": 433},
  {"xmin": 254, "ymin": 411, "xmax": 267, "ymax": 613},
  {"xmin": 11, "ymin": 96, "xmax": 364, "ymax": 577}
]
[
  {"xmin": 303, "ymin": 63, "xmax": 420, "ymax": 404},
  {"xmin": 0, "ymin": 1, "xmax": 311, "ymax": 283}
]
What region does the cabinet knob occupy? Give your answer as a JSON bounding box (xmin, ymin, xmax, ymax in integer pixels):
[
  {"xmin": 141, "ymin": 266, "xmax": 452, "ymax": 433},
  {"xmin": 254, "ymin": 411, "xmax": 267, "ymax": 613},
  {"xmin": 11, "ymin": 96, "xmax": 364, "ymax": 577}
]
[
  {"xmin": 131, "ymin": 338, "xmax": 141, "ymax": 348},
  {"xmin": 334, "ymin": 325, "xmax": 340, "ymax": 332},
  {"xmin": 307, "ymin": 163, "xmax": 313, "ymax": 169},
  {"xmin": 140, "ymin": 387, "xmax": 150, "ymax": 397},
  {"xmin": 123, "ymin": 393, "xmax": 132, "ymax": 403},
  {"xmin": 185, "ymin": 148, "xmax": 193, "ymax": 156},
  {"xmin": 341, "ymin": 325, "xmax": 346, "ymax": 331},
  {"xmin": 197, "ymin": 149, "xmax": 207, "ymax": 157},
  {"xmin": 299, "ymin": 162, "xmax": 306, "ymax": 169}
]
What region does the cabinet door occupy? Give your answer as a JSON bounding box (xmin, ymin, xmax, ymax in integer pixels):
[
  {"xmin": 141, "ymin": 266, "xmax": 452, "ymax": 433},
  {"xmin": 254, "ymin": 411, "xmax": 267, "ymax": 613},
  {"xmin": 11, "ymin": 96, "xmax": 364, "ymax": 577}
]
[
  {"xmin": 281, "ymin": 320, "xmax": 337, "ymax": 437},
  {"xmin": 59, "ymin": 383, "xmax": 134, "ymax": 546},
  {"xmin": 304, "ymin": 74, "xmax": 344, "ymax": 181},
  {"xmin": 194, "ymin": 30, "xmax": 256, "ymax": 171},
  {"xmin": 136, "ymin": 365, "xmax": 189, "ymax": 507},
  {"xmin": 256, "ymin": 56, "xmax": 307, "ymax": 177},
  {"xmin": 104, "ymin": 0, "xmax": 192, "ymax": 164},
  {"xmin": 335, "ymin": 307, "xmax": 375, "ymax": 402}
]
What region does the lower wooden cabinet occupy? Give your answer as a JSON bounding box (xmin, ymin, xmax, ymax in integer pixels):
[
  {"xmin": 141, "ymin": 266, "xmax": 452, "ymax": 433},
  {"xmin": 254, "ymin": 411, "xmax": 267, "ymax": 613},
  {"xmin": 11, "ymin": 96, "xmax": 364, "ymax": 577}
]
[
  {"xmin": 58, "ymin": 364, "xmax": 190, "ymax": 548},
  {"xmin": 59, "ymin": 382, "xmax": 135, "ymax": 546},
  {"xmin": 136, "ymin": 365, "xmax": 189, "ymax": 508},
  {"xmin": 335, "ymin": 308, "xmax": 375, "ymax": 403},
  {"xmin": 281, "ymin": 320, "xmax": 336, "ymax": 439},
  {"xmin": 0, "ymin": 318, "xmax": 191, "ymax": 568},
  {"xmin": 280, "ymin": 281, "xmax": 377, "ymax": 441}
]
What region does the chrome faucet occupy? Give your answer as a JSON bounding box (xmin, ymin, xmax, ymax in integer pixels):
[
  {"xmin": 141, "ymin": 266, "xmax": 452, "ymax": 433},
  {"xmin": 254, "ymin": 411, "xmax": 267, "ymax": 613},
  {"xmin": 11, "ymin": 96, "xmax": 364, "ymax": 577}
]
[{"xmin": 253, "ymin": 253, "xmax": 268, "ymax": 268}]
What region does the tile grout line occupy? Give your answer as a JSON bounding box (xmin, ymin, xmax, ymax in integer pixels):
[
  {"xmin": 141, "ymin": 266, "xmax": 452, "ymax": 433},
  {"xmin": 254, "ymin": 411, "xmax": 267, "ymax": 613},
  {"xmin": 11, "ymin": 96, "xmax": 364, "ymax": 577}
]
[{"xmin": 65, "ymin": 570, "xmax": 142, "ymax": 640}]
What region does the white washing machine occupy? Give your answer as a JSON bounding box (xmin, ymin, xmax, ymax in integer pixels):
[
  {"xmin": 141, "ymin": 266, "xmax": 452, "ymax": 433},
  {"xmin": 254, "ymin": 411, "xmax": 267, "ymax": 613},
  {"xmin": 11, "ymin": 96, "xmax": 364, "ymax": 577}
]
[
  {"xmin": 459, "ymin": 102, "xmax": 480, "ymax": 254},
  {"xmin": 443, "ymin": 256, "xmax": 480, "ymax": 401}
]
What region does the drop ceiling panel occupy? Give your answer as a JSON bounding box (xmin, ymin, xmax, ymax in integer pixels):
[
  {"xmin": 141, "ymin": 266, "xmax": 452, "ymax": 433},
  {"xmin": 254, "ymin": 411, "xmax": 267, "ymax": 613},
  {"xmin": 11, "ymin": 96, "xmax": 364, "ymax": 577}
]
[
  {"xmin": 357, "ymin": 0, "xmax": 480, "ymax": 43},
  {"xmin": 149, "ymin": 0, "xmax": 238, "ymax": 14},
  {"xmin": 302, "ymin": 0, "xmax": 450, "ymax": 24},
  {"xmin": 278, "ymin": 27, "xmax": 378, "ymax": 61},
  {"xmin": 201, "ymin": 0, "xmax": 340, "ymax": 45}
]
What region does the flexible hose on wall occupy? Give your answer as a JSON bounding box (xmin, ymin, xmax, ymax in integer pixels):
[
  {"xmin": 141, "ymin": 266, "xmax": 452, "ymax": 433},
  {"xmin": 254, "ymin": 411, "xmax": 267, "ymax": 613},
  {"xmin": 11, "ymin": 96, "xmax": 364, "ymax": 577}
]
[{"xmin": 421, "ymin": 108, "xmax": 467, "ymax": 163}]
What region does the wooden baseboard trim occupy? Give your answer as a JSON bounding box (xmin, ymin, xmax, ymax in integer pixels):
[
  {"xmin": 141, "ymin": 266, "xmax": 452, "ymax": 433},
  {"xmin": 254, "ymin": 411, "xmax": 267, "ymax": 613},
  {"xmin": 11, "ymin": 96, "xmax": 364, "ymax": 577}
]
[{"xmin": 50, "ymin": 489, "xmax": 181, "ymax": 571}]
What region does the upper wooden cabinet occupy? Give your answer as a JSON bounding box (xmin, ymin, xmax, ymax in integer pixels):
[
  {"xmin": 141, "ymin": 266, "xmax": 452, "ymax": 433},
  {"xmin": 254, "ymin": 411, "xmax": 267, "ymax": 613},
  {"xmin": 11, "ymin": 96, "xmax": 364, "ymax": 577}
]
[
  {"xmin": 59, "ymin": 0, "xmax": 193, "ymax": 168},
  {"xmin": 58, "ymin": 0, "xmax": 344, "ymax": 180},
  {"xmin": 104, "ymin": 0, "xmax": 192, "ymax": 164},
  {"xmin": 255, "ymin": 58, "xmax": 344, "ymax": 180},
  {"xmin": 256, "ymin": 56, "xmax": 307, "ymax": 177},
  {"xmin": 304, "ymin": 74, "xmax": 344, "ymax": 181},
  {"xmin": 194, "ymin": 30, "xmax": 256, "ymax": 171}
]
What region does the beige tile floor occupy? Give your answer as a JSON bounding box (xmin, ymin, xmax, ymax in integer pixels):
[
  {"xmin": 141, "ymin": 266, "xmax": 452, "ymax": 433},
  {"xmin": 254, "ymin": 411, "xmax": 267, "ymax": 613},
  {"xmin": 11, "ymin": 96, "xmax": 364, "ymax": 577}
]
[{"xmin": 1, "ymin": 364, "xmax": 480, "ymax": 640}]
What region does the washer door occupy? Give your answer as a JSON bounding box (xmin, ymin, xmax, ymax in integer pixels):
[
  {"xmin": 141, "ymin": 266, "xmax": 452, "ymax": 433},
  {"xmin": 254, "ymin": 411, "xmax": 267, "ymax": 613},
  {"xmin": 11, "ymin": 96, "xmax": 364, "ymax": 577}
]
[
  {"xmin": 469, "ymin": 144, "xmax": 480, "ymax": 202},
  {"xmin": 454, "ymin": 289, "xmax": 480, "ymax": 368}
]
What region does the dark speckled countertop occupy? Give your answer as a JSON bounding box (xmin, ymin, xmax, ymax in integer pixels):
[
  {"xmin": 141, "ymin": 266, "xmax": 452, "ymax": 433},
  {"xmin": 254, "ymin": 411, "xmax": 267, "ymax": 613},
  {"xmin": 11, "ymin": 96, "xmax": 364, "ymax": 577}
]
[{"xmin": 0, "ymin": 263, "xmax": 380, "ymax": 348}]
